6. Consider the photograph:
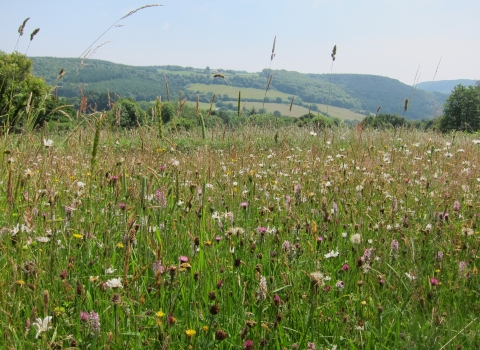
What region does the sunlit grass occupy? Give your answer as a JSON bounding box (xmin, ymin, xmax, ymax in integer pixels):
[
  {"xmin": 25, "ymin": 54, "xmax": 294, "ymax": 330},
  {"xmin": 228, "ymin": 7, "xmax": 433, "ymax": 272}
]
[{"xmin": 0, "ymin": 125, "xmax": 479, "ymax": 349}]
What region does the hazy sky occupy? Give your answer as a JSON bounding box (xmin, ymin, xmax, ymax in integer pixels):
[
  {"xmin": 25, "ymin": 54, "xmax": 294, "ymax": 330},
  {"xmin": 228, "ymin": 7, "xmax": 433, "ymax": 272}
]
[{"xmin": 1, "ymin": 0, "xmax": 478, "ymax": 85}]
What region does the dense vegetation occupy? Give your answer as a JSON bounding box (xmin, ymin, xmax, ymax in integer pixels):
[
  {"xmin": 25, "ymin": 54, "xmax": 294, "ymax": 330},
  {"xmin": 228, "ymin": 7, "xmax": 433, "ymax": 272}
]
[
  {"xmin": 2, "ymin": 50, "xmax": 480, "ymax": 349},
  {"xmin": 30, "ymin": 57, "xmax": 449, "ymax": 120}
]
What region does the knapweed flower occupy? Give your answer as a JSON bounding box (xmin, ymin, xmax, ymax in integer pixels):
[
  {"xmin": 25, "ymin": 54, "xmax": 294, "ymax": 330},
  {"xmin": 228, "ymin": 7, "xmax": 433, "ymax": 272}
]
[
  {"xmin": 152, "ymin": 260, "xmax": 165, "ymax": 275},
  {"xmin": 33, "ymin": 316, "xmax": 52, "ymax": 338},
  {"xmin": 80, "ymin": 311, "xmax": 89, "ymax": 323},
  {"xmin": 430, "ymin": 277, "xmax": 439, "ymax": 286},
  {"xmin": 244, "ymin": 340, "xmax": 254, "ymax": 350},
  {"xmin": 179, "ymin": 256, "xmax": 189, "ymax": 263},
  {"xmin": 336, "ymin": 280, "xmax": 345, "ymax": 290},
  {"xmin": 307, "ymin": 342, "xmax": 317, "ymax": 350},
  {"xmin": 240, "ymin": 202, "xmax": 248, "ymax": 209},
  {"xmin": 342, "ymin": 264, "xmax": 350, "ymax": 271}
]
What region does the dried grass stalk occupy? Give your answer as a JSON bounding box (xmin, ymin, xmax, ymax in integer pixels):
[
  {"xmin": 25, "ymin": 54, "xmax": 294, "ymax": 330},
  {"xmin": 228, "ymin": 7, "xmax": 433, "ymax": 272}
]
[
  {"xmin": 207, "ymin": 94, "xmax": 216, "ymax": 118},
  {"xmin": 18, "ymin": 18, "xmax": 30, "ymax": 36},
  {"xmin": 121, "ymin": 4, "xmax": 164, "ymax": 20},
  {"xmin": 30, "ymin": 28, "xmax": 40, "ymax": 41},
  {"xmin": 164, "ymin": 75, "xmax": 170, "ymax": 101}
]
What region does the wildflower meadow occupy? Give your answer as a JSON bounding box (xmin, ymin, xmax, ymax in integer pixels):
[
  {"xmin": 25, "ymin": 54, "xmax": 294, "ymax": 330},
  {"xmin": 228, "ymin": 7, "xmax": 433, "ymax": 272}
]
[{"xmin": 1, "ymin": 125, "xmax": 479, "ymax": 349}]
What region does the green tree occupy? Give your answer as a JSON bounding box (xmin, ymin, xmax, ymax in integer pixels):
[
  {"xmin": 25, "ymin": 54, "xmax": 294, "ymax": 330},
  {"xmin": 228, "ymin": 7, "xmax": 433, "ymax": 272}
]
[
  {"xmin": 0, "ymin": 52, "xmax": 51, "ymax": 130},
  {"xmin": 109, "ymin": 98, "xmax": 143, "ymax": 128},
  {"xmin": 439, "ymin": 84, "xmax": 480, "ymax": 132}
]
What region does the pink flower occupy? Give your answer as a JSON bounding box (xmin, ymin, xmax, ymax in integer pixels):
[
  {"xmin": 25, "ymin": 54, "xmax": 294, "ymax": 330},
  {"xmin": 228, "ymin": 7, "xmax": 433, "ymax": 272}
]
[
  {"xmin": 240, "ymin": 202, "xmax": 248, "ymax": 209},
  {"xmin": 342, "ymin": 264, "xmax": 350, "ymax": 271},
  {"xmin": 179, "ymin": 256, "xmax": 189, "ymax": 263},
  {"xmin": 244, "ymin": 340, "xmax": 254, "ymax": 350},
  {"xmin": 430, "ymin": 277, "xmax": 439, "ymax": 286}
]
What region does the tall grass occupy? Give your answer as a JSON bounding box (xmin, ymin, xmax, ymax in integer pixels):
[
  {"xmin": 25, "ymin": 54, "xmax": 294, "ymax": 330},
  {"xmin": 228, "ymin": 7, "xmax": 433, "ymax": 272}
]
[{"xmin": 1, "ymin": 122, "xmax": 479, "ymax": 349}]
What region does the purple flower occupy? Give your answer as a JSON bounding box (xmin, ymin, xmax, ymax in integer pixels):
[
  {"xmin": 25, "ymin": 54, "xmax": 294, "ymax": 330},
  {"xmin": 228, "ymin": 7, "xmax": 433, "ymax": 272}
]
[
  {"xmin": 80, "ymin": 311, "xmax": 89, "ymax": 323},
  {"xmin": 453, "ymin": 200, "xmax": 461, "ymax": 212},
  {"xmin": 119, "ymin": 202, "xmax": 126, "ymax": 210},
  {"xmin": 332, "ymin": 201, "xmax": 338, "ymax": 215},
  {"xmin": 152, "ymin": 260, "xmax": 165, "ymax": 275},
  {"xmin": 244, "ymin": 340, "xmax": 254, "ymax": 350},
  {"xmin": 159, "ymin": 164, "xmax": 167, "ymax": 172},
  {"xmin": 342, "ymin": 264, "xmax": 350, "ymax": 271},
  {"xmin": 155, "ymin": 189, "xmax": 167, "ymax": 208},
  {"xmin": 282, "ymin": 240, "xmax": 291, "ymax": 252},
  {"xmin": 60, "ymin": 269, "xmax": 67, "ymax": 280},
  {"xmin": 336, "ymin": 280, "xmax": 345, "ymax": 289},
  {"xmin": 430, "ymin": 277, "xmax": 439, "ymax": 286},
  {"xmin": 459, "ymin": 261, "xmax": 468, "ymax": 275},
  {"xmin": 307, "ymin": 342, "xmax": 316, "ymax": 350},
  {"xmin": 256, "ymin": 226, "xmax": 267, "ymax": 234},
  {"xmin": 391, "ymin": 239, "xmax": 399, "ymax": 252},
  {"xmin": 89, "ymin": 311, "xmax": 101, "ymax": 334},
  {"xmin": 240, "ymin": 202, "xmax": 248, "ymax": 209},
  {"xmin": 109, "ymin": 175, "xmax": 118, "ymax": 183},
  {"xmin": 179, "ymin": 256, "xmax": 189, "ymax": 263}
]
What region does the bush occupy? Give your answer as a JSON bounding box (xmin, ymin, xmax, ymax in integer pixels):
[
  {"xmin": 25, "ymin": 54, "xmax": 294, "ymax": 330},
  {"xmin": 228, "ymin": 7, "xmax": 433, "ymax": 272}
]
[{"xmin": 362, "ymin": 114, "xmax": 408, "ymax": 129}]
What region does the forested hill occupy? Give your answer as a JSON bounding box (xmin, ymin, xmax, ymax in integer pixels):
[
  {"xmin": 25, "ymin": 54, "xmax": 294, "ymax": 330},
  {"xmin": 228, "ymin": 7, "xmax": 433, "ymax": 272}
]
[
  {"xmin": 31, "ymin": 56, "xmax": 448, "ymax": 120},
  {"xmin": 416, "ymin": 79, "xmax": 477, "ymax": 95}
]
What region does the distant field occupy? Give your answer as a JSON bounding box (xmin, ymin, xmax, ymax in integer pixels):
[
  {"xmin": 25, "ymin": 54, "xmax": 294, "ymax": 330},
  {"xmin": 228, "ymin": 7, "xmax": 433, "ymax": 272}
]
[
  {"xmin": 187, "ymin": 101, "xmax": 363, "ymax": 121},
  {"xmin": 186, "ymin": 84, "xmax": 364, "ymax": 121},
  {"xmin": 187, "ymin": 83, "xmax": 292, "ymax": 100},
  {"xmin": 158, "ymin": 70, "xmax": 260, "ymax": 78}
]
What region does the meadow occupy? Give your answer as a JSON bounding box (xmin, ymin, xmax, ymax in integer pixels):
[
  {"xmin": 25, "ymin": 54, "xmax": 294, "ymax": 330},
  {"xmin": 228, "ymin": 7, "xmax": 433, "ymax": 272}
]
[{"xmin": 1, "ymin": 123, "xmax": 479, "ymax": 349}]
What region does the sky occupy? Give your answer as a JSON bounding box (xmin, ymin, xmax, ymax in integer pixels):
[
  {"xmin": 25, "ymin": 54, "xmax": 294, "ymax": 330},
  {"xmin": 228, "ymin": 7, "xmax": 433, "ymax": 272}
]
[{"xmin": 1, "ymin": 0, "xmax": 479, "ymax": 85}]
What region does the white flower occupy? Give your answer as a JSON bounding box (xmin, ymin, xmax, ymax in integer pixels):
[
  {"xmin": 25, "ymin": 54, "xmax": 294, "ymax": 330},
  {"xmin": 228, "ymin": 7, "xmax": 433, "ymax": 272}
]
[
  {"xmin": 472, "ymin": 140, "xmax": 480, "ymax": 145},
  {"xmin": 171, "ymin": 159, "xmax": 180, "ymax": 167},
  {"xmin": 350, "ymin": 233, "xmax": 362, "ymax": 245},
  {"xmin": 43, "ymin": 139, "xmax": 53, "ymax": 148},
  {"xmin": 310, "ymin": 131, "xmax": 317, "ymax": 136},
  {"xmin": 324, "ymin": 250, "xmax": 339, "ymax": 258},
  {"xmin": 341, "ymin": 232, "xmax": 348, "ymax": 238},
  {"xmin": 33, "ymin": 316, "xmax": 52, "ymax": 338},
  {"xmin": 405, "ymin": 272, "xmax": 416, "ymax": 281},
  {"xmin": 77, "ymin": 181, "xmax": 86, "ymax": 188},
  {"xmin": 356, "ymin": 185, "xmax": 364, "ymax": 191},
  {"xmin": 105, "ymin": 267, "xmax": 116, "ymax": 274},
  {"xmin": 36, "ymin": 237, "xmax": 50, "ymax": 243},
  {"xmin": 106, "ymin": 278, "xmax": 123, "ymax": 288}
]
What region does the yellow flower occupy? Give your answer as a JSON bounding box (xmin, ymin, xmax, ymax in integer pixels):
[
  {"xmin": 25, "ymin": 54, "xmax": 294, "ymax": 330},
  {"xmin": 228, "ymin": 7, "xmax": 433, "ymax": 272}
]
[
  {"xmin": 16, "ymin": 280, "xmax": 25, "ymax": 286},
  {"xmin": 156, "ymin": 311, "xmax": 165, "ymax": 318},
  {"xmin": 203, "ymin": 326, "xmax": 209, "ymax": 332},
  {"xmin": 361, "ymin": 301, "xmax": 367, "ymax": 305},
  {"xmin": 435, "ymin": 269, "xmax": 441, "ymax": 273},
  {"xmin": 116, "ymin": 243, "xmax": 124, "ymax": 248},
  {"xmin": 185, "ymin": 329, "xmax": 196, "ymax": 338},
  {"xmin": 73, "ymin": 234, "xmax": 83, "ymax": 239}
]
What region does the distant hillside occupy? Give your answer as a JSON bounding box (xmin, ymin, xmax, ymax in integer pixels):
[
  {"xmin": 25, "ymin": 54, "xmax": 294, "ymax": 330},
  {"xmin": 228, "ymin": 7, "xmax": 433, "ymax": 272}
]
[
  {"xmin": 31, "ymin": 56, "xmax": 448, "ymax": 120},
  {"xmin": 416, "ymin": 79, "xmax": 477, "ymax": 94}
]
